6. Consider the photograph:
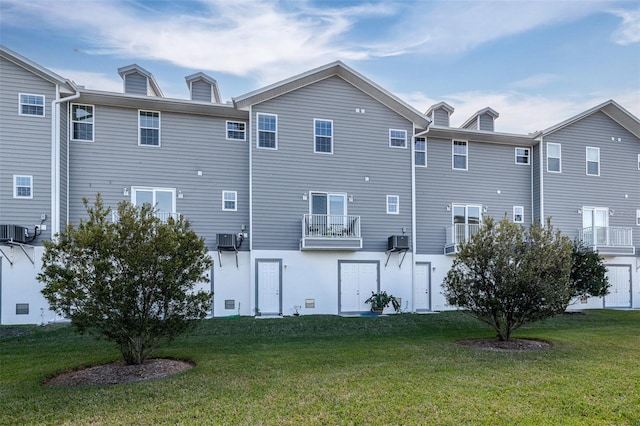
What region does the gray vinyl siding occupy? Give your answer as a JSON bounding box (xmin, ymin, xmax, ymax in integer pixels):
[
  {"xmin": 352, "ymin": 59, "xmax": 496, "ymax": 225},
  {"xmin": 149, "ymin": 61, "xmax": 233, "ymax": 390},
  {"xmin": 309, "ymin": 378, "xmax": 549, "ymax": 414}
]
[
  {"xmin": 191, "ymin": 80, "xmax": 212, "ymax": 102},
  {"xmin": 478, "ymin": 113, "xmax": 494, "ymax": 131},
  {"xmin": 541, "ymin": 111, "xmax": 640, "ymax": 246},
  {"xmin": 415, "ymin": 138, "xmax": 532, "ymax": 254},
  {"xmin": 68, "ymin": 103, "xmax": 250, "ymax": 251},
  {"xmin": 432, "ymin": 109, "xmax": 450, "ymax": 127},
  {"xmin": 251, "ymin": 76, "xmax": 414, "ymax": 251},
  {"xmin": 532, "ymin": 143, "xmax": 541, "ymax": 223},
  {"xmin": 123, "ymin": 73, "xmax": 148, "ymax": 95},
  {"xmin": 0, "ymin": 56, "xmax": 55, "ymax": 243}
]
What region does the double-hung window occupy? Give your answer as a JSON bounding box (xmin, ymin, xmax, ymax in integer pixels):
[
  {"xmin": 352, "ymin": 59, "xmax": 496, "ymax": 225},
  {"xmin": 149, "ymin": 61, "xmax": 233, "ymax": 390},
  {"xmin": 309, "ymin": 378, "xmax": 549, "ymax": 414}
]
[
  {"xmin": 513, "ymin": 206, "xmax": 524, "ymax": 223},
  {"xmin": 389, "ymin": 129, "xmax": 407, "ymax": 148},
  {"xmin": 386, "ymin": 195, "xmax": 399, "ymax": 214},
  {"xmin": 14, "ymin": 175, "xmax": 33, "ymax": 198},
  {"xmin": 257, "ymin": 113, "xmax": 277, "ymax": 149},
  {"xmin": 415, "ymin": 137, "xmax": 426, "ymax": 166},
  {"xmin": 222, "ymin": 191, "xmax": 237, "ymax": 211},
  {"xmin": 453, "ymin": 140, "xmax": 468, "ymax": 170},
  {"xmin": 19, "ymin": 93, "xmax": 44, "ymax": 116},
  {"xmin": 139, "ymin": 110, "xmax": 160, "ymax": 146},
  {"xmin": 314, "ymin": 119, "xmax": 333, "ymax": 153},
  {"xmin": 586, "ymin": 147, "xmax": 600, "ymax": 176},
  {"xmin": 515, "ymin": 148, "xmax": 530, "ymax": 165},
  {"xmin": 547, "ymin": 142, "xmax": 561, "ymax": 172},
  {"xmin": 71, "ymin": 104, "xmax": 94, "ymax": 141},
  {"xmin": 226, "ymin": 121, "xmax": 246, "ymax": 140}
]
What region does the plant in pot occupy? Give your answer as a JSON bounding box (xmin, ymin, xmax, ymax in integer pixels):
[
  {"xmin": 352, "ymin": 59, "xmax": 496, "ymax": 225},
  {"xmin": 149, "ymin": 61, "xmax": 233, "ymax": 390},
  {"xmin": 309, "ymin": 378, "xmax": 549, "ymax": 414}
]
[{"xmin": 365, "ymin": 291, "xmax": 401, "ymax": 314}]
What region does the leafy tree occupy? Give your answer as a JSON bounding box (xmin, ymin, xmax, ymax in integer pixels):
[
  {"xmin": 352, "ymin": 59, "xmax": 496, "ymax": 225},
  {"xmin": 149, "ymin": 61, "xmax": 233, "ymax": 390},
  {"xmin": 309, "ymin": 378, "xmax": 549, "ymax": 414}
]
[
  {"xmin": 568, "ymin": 240, "xmax": 609, "ymax": 306},
  {"xmin": 39, "ymin": 194, "xmax": 212, "ymax": 365},
  {"xmin": 442, "ymin": 217, "xmax": 573, "ymax": 341}
]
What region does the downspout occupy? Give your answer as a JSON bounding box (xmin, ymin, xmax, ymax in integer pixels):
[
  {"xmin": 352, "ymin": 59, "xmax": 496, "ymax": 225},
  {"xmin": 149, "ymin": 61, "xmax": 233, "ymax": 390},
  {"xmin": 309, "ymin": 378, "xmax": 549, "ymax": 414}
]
[
  {"xmin": 51, "ymin": 87, "xmax": 80, "ymax": 237},
  {"xmin": 410, "ymin": 124, "xmax": 417, "ymax": 313},
  {"xmin": 539, "ymin": 136, "xmax": 544, "ymax": 223}
]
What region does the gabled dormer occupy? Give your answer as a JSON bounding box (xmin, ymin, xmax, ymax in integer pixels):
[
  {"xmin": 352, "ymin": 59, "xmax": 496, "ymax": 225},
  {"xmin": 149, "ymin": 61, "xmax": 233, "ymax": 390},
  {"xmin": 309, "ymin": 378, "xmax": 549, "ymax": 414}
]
[
  {"xmin": 185, "ymin": 72, "xmax": 221, "ymax": 103},
  {"xmin": 461, "ymin": 107, "xmax": 499, "ymax": 131},
  {"xmin": 425, "ymin": 102, "xmax": 455, "ymax": 127},
  {"xmin": 117, "ymin": 64, "xmax": 163, "ymax": 97}
]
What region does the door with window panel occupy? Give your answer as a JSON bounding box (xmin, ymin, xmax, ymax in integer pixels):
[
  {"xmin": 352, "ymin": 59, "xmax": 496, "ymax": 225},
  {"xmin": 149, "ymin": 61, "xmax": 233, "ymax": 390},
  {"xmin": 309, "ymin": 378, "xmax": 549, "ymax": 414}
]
[
  {"xmin": 453, "ymin": 205, "xmax": 482, "ymax": 244},
  {"xmin": 582, "ymin": 207, "xmax": 608, "ymax": 245},
  {"xmin": 133, "ymin": 188, "xmax": 176, "ymax": 222},
  {"xmin": 310, "ymin": 193, "xmax": 346, "ymax": 236}
]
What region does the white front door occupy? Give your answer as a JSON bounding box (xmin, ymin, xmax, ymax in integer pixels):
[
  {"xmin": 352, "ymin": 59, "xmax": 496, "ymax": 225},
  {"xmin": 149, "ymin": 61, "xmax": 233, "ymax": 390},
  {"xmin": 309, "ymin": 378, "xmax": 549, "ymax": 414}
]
[
  {"xmin": 604, "ymin": 265, "xmax": 631, "ymax": 308},
  {"xmin": 414, "ymin": 263, "xmax": 431, "ymax": 312},
  {"xmin": 339, "ymin": 262, "xmax": 378, "ymax": 313},
  {"xmin": 257, "ymin": 260, "xmax": 281, "ymax": 315}
]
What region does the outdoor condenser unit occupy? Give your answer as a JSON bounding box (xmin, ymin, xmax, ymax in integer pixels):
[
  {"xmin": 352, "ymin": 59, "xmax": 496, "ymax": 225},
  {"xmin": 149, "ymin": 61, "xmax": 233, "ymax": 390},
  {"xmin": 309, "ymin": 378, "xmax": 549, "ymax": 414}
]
[
  {"xmin": 216, "ymin": 233, "xmax": 238, "ymax": 250},
  {"xmin": 0, "ymin": 224, "xmax": 28, "ymax": 244},
  {"xmin": 387, "ymin": 235, "xmax": 409, "ymax": 251}
]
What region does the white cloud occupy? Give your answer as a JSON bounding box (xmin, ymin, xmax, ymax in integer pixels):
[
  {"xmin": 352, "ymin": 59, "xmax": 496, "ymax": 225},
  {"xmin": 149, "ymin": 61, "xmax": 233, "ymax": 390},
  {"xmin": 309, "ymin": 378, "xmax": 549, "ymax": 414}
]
[
  {"xmin": 508, "ymin": 74, "xmax": 559, "ymax": 90},
  {"xmin": 610, "ymin": 8, "xmax": 640, "ymax": 45},
  {"xmin": 50, "ymin": 69, "xmax": 123, "ymax": 93}
]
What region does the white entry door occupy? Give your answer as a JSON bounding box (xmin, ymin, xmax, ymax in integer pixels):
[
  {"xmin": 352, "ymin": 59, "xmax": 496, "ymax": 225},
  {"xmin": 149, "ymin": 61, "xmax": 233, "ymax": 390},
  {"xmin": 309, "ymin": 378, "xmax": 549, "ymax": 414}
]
[
  {"xmin": 257, "ymin": 260, "xmax": 281, "ymax": 315},
  {"xmin": 339, "ymin": 261, "xmax": 378, "ymax": 313},
  {"xmin": 414, "ymin": 263, "xmax": 431, "ymax": 312},
  {"xmin": 604, "ymin": 265, "xmax": 632, "ymax": 308}
]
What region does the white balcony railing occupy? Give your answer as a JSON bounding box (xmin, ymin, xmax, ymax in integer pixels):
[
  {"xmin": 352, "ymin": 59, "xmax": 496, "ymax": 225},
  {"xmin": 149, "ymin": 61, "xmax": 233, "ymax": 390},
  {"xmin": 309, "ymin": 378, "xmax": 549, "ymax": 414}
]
[
  {"xmin": 111, "ymin": 211, "xmax": 181, "ymax": 223},
  {"xmin": 303, "ymin": 214, "xmax": 361, "ymax": 239},
  {"xmin": 445, "ymin": 223, "xmax": 481, "ymax": 248},
  {"xmin": 578, "ymin": 226, "xmax": 633, "ymax": 247}
]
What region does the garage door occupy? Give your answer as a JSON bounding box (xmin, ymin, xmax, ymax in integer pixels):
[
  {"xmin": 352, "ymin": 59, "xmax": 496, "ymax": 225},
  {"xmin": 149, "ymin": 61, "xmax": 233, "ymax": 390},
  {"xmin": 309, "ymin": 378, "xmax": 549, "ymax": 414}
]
[
  {"xmin": 604, "ymin": 265, "xmax": 631, "ymax": 308},
  {"xmin": 339, "ymin": 261, "xmax": 379, "ymax": 314}
]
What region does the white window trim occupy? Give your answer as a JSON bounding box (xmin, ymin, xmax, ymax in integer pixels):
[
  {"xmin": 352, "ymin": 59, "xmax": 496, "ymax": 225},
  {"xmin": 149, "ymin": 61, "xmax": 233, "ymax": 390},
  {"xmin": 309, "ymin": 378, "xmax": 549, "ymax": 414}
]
[
  {"xmin": 452, "ymin": 140, "xmax": 468, "ymax": 170},
  {"xmin": 70, "ymin": 103, "xmax": 95, "ymax": 142},
  {"xmin": 222, "ymin": 190, "xmax": 238, "ymax": 211},
  {"xmin": 226, "ymin": 121, "xmax": 246, "ymax": 141},
  {"xmin": 513, "ymin": 206, "xmax": 524, "ymax": 223},
  {"xmin": 386, "ymin": 195, "xmax": 400, "ymax": 214},
  {"xmin": 18, "ymin": 93, "xmax": 45, "ymax": 117},
  {"xmin": 637, "ymin": 154, "xmax": 640, "ymax": 170},
  {"xmin": 636, "ymin": 209, "xmax": 640, "ymax": 226},
  {"xmin": 415, "ymin": 137, "xmax": 427, "ymax": 167},
  {"xmin": 515, "ymin": 147, "xmax": 530, "ymax": 165},
  {"xmin": 138, "ymin": 110, "xmax": 161, "ymax": 147},
  {"xmin": 586, "ymin": 146, "xmax": 600, "ymax": 176},
  {"xmin": 313, "ymin": 118, "xmax": 334, "ymax": 154},
  {"xmin": 131, "ymin": 187, "xmax": 176, "ymax": 212},
  {"xmin": 13, "ymin": 175, "xmax": 33, "ymax": 199},
  {"xmin": 257, "ymin": 113, "xmax": 278, "ymax": 150},
  {"xmin": 389, "ymin": 129, "xmax": 407, "ymax": 149},
  {"xmin": 547, "ymin": 142, "xmax": 561, "ymax": 173}
]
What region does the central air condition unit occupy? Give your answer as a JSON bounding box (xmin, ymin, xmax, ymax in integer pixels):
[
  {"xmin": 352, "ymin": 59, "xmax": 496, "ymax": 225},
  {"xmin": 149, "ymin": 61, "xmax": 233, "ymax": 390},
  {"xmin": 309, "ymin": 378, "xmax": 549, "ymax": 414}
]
[
  {"xmin": 216, "ymin": 233, "xmax": 238, "ymax": 250},
  {"xmin": 388, "ymin": 235, "xmax": 409, "ymax": 251},
  {"xmin": 0, "ymin": 224, "xmax": 28, "ymax": 244}
]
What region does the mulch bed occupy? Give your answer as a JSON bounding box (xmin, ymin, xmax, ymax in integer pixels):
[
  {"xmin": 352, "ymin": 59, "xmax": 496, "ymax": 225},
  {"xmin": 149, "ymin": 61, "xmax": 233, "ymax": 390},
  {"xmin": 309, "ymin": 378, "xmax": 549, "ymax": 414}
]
[{"xmin": 456, "ymin": 338, "xmax": 553, "ymax": 351}]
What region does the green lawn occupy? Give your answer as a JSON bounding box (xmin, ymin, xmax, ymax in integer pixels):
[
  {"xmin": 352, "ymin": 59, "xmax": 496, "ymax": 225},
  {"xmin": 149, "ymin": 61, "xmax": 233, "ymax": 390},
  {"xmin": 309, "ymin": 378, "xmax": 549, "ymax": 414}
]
[{"xmin": 1, "ymin": 310, "xmax": 638, "ymax": 425}]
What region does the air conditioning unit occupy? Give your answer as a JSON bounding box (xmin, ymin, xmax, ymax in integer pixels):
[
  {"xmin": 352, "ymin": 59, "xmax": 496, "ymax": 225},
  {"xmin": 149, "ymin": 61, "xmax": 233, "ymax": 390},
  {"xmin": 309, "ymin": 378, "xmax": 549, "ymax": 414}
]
[
  {"xmin": 216, "ymin": 233, "xmax": 238, "ymax": 250},
  {"xmin": 388, "ymin": 235, "xmax": 409, "ymax": 251},
  {"xmin": 0, "ymin": 224, "xmax": 28, "ymax": 244}
]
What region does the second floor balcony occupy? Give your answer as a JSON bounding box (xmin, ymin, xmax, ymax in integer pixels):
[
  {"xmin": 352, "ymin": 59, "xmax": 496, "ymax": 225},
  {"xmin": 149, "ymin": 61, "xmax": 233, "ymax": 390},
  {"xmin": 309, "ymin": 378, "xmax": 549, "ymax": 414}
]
[
  {"xmin": 578, "ymin": 226, "xmax": 635, "ymax": 255},
  {"xmin": 444, "ymin": 223, "xmax": 481, "ymax": 255},
  {"xmin": 301, "ymin": 214, "xmax": 362, "ymax": 250}
]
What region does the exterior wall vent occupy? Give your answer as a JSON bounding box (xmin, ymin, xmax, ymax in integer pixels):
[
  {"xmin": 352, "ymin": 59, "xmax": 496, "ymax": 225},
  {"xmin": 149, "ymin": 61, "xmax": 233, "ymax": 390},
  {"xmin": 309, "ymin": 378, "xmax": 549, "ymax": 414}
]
[
  {"xmin": 216, "ymin": 233, "xmax": 238, "ymax": 250},
  {"xmin": 0, "ymin": 224, "xmax": 28, "ymax": 244},
  {"xmin": 388, "ymin": 235, "xmax": 409, "ymax": 251}
]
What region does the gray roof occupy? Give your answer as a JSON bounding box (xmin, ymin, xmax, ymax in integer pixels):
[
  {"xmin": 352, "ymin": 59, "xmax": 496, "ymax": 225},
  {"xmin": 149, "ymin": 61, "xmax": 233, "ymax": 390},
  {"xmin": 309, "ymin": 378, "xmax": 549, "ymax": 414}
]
[
  {"xmin": 417, "ymin": 125, "xmax": 534, "ymax": 146},
  {"xmin": 460, "ymin": 107, "xmax": 499, "ymax": 129},
  {"xmin": 425, "ymin": 101, "xmax": 455, "ymax": 116},
  {"xmin": 117, "ymin": 64, "xmax": 164, "ymax": 97}
]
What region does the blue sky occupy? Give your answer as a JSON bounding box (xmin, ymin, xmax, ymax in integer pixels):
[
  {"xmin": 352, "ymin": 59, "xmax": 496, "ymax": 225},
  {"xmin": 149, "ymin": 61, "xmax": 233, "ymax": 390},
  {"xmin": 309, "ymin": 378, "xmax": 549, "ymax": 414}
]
[{"xmin": 1, "ymin": 0, "xmax": 638, "ymax": 132}]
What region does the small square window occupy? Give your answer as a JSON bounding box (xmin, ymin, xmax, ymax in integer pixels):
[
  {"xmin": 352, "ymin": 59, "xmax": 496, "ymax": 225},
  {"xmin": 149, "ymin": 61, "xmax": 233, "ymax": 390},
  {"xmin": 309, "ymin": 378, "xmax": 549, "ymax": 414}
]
[
  {"xmin": 515, "ymin": 148, "xmax": 530, "ymax": 165},
  {"xmin": 389, "ymin": 129, "xmax": 407, "ymax": 148},
  {"xmin": 19, "ymin": 93, "xmax": 44, "ymax": 116},
  {"xmin": 224, "ymin": 300, "xmax": 235, "ymax": 310},
  {"xmin": 386, "ymin": 195, "xmax": 399, "ymax": 214},
  {"xmin": 226, "ymin": 121, "xmax": 246, "ymax": 140},
  {"xmin": 14, "ymin": 175, "xmax": 33, "ymax": 199},
  {"xmin": 16, "ymin": 303, "xmax": 29, "ymax": 315},
  {"xmin": 222, "ymin": 191, "xmax": 237, "ymax": 211},
  {"xmin": 513, "ymin": 206, "xmax": 524, "ymax": 223}
]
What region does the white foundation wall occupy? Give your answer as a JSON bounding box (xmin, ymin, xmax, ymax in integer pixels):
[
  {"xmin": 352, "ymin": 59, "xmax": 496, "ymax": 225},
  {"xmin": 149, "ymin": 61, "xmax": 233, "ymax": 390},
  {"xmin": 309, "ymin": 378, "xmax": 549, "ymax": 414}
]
[
  {"xmin": 210, "ymin": 251, "xmax": 252, "ymax": 316},
  {"xmin": 0, "ymin": 247, "xmax": 59, "ymax": 325},
  {"xmin": 251, "ymin": 250, "xmax": 414, "ymax": 316}
]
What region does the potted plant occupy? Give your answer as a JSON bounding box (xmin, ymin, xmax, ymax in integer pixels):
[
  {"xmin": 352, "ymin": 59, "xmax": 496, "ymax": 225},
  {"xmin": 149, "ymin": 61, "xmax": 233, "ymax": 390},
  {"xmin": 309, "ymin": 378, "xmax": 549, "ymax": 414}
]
[{"xmin": 365, "ymin": 291, "xmax": 401, "ymax": 314}]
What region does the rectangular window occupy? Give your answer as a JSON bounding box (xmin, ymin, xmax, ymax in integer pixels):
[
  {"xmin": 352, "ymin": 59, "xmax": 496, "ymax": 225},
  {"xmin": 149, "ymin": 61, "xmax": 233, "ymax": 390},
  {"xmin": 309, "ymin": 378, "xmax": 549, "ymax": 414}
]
[
  {"xmin": 415, "ymin": 137, "xmax": 426, "ymax": 166},
  {"xmin": 386, "ymin": 195, "xmax": 399, "ymax": 214},
  {"xmin": 582, "ymin": 207, "xmax": 608, "ymax": 245},
  {"xmin": 515, "ymin": 148, "xmax": 530, "ymax": 165},
  {"xmin": 13, "ymin": 175, "xmax": 33, "ymax": 199},
  {"xmin": 636, "ymin": 209, "xmax": 640, "ymax": 226},
  {"xmin": 453, "ymin": 140, "xmax": 468, "ymax": 170},
  {"xmin": 586, "ymin": 147, "xmax": 600, "ymax": 176},
  {"xmin": 139, "ymin": 110, "xmax": 160, "ymax": 146},
  {"xmin": 547, "ymin": 142, "xmax": 561, "ymax": 172},
  {"xmin": 71, "ymin": 104, "xmax": 94, "ymax": 141},
  {"xmin": 257, "ymin": 113, "xmax": 277, "ymax": 149},
  {"xmin": 314, "ymin": 119, "xmax": 333, "ymax": 153},
  {"xmin": 226, "ymin": 121, "xmax": 246, "ymax": 140},
  {"xmin": 513, "ymin": 206, "xmax": 524, "ymax": 223},
  {"xmin": 19, "ymin": 93, "xmax": 44, "ymax": 116},
  {"xmin": 132, "ymin": 187, "xmax": 175, "ymax": 222},
  {"xmin": 452, "ymin": 204, "xmax": 482, "ymax": 243},
  {"xmin": 16, "ymin": 303, "xmax": 29, "ymax": 315},
  {"xmin": 222, "ymin": 191, "xmax": 237, "ymax": 211},
  {"xmin": 637, "ymin": 154, "xmax": 639, "ymax": 170},
  {"xmin": 389, "ymin": 129, "xmax": 407, "ymax": 148}
]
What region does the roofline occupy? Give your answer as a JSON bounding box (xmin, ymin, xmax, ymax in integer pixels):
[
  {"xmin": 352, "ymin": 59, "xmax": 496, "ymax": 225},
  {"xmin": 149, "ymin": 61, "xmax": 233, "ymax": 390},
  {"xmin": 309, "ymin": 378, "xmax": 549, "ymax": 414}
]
[
  {"xmin": 0, "ymin": 44, "xmax": 76, "ymax": 93},
  {"xmin": 117, "ymin": 64, "xmax": 164, "ymax": 98},
  {"xmin": 233, "ymin": 60, "xmax": 430, "ymax": 128},
  {"xmin": 460, "ymin": 107, "xmax": 499, "ymax": 129},
  {"xmin": 185, "ymin": 72, "xmax": 222, "ymax": 103},
  {"xmin": 418, "ymin": 125, "xmax": 534, "ymax": 146},
  {"xmin": 425, "ymin": 101, "xmax": 455, "ymax": 116}
]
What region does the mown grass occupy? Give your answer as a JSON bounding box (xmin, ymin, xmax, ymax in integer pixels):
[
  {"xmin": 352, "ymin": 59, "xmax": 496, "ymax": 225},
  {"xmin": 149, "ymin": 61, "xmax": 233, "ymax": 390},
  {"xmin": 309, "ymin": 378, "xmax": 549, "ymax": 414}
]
[{"xmin": 1, "ymin": 310, "xmax": 638, "ymax": 425}]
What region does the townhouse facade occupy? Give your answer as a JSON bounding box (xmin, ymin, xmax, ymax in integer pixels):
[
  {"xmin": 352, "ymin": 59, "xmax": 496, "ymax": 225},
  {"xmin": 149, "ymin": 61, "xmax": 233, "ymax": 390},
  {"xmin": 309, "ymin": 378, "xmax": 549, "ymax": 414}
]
[{"xmin": 1, "ymin": 45, "xmax": 638, "ymax": 324}]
